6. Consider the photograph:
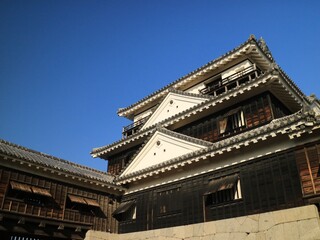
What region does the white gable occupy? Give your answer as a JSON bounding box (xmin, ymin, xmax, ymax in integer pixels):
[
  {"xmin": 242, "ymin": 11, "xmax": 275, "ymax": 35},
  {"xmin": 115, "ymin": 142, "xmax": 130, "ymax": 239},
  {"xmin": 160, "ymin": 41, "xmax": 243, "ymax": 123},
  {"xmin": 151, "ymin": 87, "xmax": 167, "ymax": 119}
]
[
  {"xmin": 120, "ymin": 131, "xmax": 208, "ymax": 177},
  {"xmin": 141, "ymin": 92, "xmax": 206, "ymax": 130}
]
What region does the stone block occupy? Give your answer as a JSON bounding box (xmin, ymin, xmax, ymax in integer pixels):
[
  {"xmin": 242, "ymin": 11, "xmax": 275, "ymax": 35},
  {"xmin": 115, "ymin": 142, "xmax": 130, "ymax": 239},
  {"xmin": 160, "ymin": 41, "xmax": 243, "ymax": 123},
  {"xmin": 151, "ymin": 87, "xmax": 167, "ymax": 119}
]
[
  {"xmin": 184, "ymin": 224, "xmax": 195, "ymax": 238},
  {"xmin": 203, "ymin": 221, "xmax": 217, "ymax": 236},
  {"xmin": 228, "ymin": 232, "xmax": 248, "ymax": 240},
  {"xmin": 245, "ymin": 233, "xmax": 256, "ymax": 240},
  {"xmin": 215, "ymin": 218, "xmax": 238, "ymax": 233},
  {"xmin": 258, "ymin": 212, "xmax": 275, "ymax": 232},
  {"xmin": 171, "ymin": 225, "xmax": 186, "ymax": 239},
  {"xmin": 265, "ymin": 223, "xmax": 284, "ymax": 240},
  {"xmin": 238, "ymin": 216, "xmax": 258, "ymax": 233},
  {"xmin": 298, "ymin": 219, "xmax": 320, "ymax": 239},
  {"xmin": 159, "ymin": 226, "xmax": 173, "ymax": 237},
  {"xmin": 202, "ymin": 235, "xmax": 215, "ymax": 240},
  {"xmin": 283, "ymin": 221, "xmax": 299, "ymax": 240},
  {"xmin": 213, "ymin": 232, "xmax": 230, "ymax": 240},
  {"xmin": 255, "ymin": 232, "xmax": 266, "ymax": 240},
  {"xmin": 193, "ymin": 222, "xmax": 204, "ymax": 237},
  {"xmin": 284, "ymin": 205, "xmax": 319, "ymax": 223}
]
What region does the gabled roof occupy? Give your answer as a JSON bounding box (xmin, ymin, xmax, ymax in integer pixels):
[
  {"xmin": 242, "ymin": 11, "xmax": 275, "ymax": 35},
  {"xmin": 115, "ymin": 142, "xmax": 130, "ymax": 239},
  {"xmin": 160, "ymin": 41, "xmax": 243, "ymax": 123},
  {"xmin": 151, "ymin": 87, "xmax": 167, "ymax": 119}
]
[
  {"xmin": 0, "ymin": 139, "xmax": 120, "ymax": 189},
  {"xmin": 119, "ymin": 127, "xmax": 212, "ymax": 178},
  {"xmin": 116, "ymin": 109, "xmax": 320, "ymax": 184},
  {"xmin": 91, "ymin": 66, "xmax": 307, "ymax": 159},
  {"xmin": 117, "ymin": 35, "xmax": 274, "ymax": 120},
  {"xmin": 141, "ymin": 89, "xmax": 211, "ymax": 130}
]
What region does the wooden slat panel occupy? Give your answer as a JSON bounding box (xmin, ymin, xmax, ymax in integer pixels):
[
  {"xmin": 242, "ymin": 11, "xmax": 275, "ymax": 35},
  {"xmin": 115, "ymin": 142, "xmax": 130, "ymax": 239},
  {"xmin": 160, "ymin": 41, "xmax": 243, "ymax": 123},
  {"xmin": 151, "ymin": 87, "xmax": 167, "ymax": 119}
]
[
  {"xmin": 68, "ymin": 194, "xmax": 87, "ymax": 204},
  {"xmin": 10, "ymin": 181, "xmax": 32, "ymax": 193},
  {"xmin": 295, "ymin": 144, "xmax": 320, "ymax": 197},
  {"xmin": 31, "ymin": 186, "xmax": 52, "ymax": 197},
  {"xmin": 84, "ymin": 198, "xmax": 100, "ymax": 207}
]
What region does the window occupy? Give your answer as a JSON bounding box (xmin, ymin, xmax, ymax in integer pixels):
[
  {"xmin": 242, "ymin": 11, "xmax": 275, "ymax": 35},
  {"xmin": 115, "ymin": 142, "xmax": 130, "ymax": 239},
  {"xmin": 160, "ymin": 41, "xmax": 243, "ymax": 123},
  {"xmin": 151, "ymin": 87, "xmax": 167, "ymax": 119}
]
[
  {"xmin": 157, "ymin": 187, "xmax": 181, "ymax": 216},
  {"xmin": 66, "ymin": 194, "xmax": 101, "ymax": 216},
  {"xmin": 112, "ymin": 200, "xmax": 136, "ymax": 222},
  {"xmin": 219, "ymin": 108, "xmax": 245, "ymax": 135},
  {"xmin": 204, "ymin": 174, "xmax": 241, "ymax": 206},
  {"xmin": 7, "ymin": 181, "xmax": 52, "ymax": 206}
]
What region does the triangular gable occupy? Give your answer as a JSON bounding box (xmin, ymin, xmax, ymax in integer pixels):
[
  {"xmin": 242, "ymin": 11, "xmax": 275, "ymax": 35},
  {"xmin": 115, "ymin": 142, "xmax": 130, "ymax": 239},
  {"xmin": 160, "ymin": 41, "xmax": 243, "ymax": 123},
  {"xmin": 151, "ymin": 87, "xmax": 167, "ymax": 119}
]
[
  {"xmin": 141, "ymin": 91, "xmax": 207, "ymax": 130},
  {"xmin": 120, "ymin": 129, "xmax": 210, "ymax": 177}
]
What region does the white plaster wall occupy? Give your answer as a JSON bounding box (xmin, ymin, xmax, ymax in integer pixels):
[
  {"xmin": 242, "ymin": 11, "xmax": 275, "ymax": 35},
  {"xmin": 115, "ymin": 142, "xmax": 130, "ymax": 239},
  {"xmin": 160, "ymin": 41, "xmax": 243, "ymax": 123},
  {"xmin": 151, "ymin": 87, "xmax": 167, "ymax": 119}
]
[
  {"xmin": 221, "ymin": 60, "xmax": 252, "ymax": 80},
  {"xmin": 85, "ymin": 205, "xmax": 320, "ymax": 240},
  {"xmin": 185, "ymin": 82, "xmax": 206, "ymax": 94},
  {"xmin": 184, "ymin": 60, "xmax": 252, "ymax": 95},
  {"xmin": 134, "ymin": 109, "xmax": 153, "ymax": 123},
  {"xmin": 124, "ymin": 133, "xmax": 320, "ymax": 194},
  {"xmin": 141, "ymin": 93, "xmax": 206, "ymax": 130},
  {"xmin": 121, "ymin": 131, "xmax": 206, "ymax": 176}
]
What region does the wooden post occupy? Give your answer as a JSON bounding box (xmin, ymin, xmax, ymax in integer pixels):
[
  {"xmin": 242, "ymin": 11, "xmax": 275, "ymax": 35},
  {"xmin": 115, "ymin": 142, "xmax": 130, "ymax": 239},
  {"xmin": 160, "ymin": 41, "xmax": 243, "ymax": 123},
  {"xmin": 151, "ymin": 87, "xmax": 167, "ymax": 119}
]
[{"xmin": 304, "ymin": 147, "xmax": 316, "ymax": 194}]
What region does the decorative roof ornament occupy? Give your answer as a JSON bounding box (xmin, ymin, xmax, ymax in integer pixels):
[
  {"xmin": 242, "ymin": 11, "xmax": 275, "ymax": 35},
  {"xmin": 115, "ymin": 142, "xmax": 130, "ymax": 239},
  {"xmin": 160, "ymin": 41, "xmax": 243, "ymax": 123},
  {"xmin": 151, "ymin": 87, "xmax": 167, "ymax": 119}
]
[
  {"xmin": 258, "ymin": 37, "xmax": 274, "ymax": 62},
  {"xmin": 307, "ymin": 94, "xmax": 320, "ymax": 116}
]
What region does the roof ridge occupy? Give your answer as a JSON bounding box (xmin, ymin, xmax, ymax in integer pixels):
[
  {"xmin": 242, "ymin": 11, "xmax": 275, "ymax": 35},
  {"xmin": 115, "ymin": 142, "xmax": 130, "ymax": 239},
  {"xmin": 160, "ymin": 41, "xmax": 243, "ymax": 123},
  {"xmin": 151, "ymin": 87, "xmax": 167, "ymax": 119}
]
[
  {"xmin": 92, "ymin": 69, "xmax": 274, "ymax": 157},
  {"xmin": 0, "ymin": 139, "xmax": 111, "ymax": 176},
  {"xmin": 167, "ymin": 88, "xmax": 212, "ymax": 99},
  {"xmin": 156, "ymin": 126, "xmax": 213, "ymax": 147},
  {"xmin": 117, "ymin": 35, "xmax": 257, "ymax": 116},
  {"xmin": 117, "ymin": 110, "xmax": 318, "ymax": 182},
  {"xmin": 117, "ymin": 127, "xmax": 212, "ymax": 178}
]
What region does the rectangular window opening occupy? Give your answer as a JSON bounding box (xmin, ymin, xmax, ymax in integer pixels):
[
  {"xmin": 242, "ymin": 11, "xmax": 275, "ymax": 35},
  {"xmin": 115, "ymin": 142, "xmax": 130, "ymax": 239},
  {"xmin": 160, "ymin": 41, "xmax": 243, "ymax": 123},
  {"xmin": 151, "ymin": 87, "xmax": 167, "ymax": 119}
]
[{"xmin": 204, "ymin": 174, "xmax": 242, "ymax": 206}]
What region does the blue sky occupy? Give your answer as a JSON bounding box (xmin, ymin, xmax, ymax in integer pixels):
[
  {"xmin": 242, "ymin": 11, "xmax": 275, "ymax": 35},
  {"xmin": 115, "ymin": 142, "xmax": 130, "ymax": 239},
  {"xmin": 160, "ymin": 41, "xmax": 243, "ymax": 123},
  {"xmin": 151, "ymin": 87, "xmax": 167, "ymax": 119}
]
[{"xmin": 1, "ymin": 0, "xmax": 319, "ymax": 171}]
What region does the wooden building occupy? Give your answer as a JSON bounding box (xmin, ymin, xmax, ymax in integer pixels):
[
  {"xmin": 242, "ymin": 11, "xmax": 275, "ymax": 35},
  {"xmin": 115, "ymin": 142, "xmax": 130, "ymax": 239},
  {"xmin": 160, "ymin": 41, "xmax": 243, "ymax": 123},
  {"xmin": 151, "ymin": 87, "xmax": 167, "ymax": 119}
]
[
  {"xmin": 0, "ymin": 140, "xmax": 123, "ymax": 239},
  {"xmin": 91, "ymin": 35, "xmax": 320, "ymax": 233}
]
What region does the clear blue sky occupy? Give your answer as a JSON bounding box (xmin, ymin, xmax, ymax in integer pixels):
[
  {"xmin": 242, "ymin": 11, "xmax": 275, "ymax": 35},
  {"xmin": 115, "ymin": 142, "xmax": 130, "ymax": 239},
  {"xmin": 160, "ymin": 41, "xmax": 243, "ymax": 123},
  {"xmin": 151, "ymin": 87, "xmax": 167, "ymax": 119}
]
[{"xmin": 1, "ymin": 0, "xmax": 319, "ymax": 171}]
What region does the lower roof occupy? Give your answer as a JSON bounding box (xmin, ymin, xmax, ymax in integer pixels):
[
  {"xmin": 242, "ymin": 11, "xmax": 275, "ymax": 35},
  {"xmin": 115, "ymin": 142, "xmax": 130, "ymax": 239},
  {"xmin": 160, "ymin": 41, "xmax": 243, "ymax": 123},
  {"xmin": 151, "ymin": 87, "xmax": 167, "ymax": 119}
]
[{"xmin": 0, "ymin": 139, "xmax": 118, "ymax": 187}]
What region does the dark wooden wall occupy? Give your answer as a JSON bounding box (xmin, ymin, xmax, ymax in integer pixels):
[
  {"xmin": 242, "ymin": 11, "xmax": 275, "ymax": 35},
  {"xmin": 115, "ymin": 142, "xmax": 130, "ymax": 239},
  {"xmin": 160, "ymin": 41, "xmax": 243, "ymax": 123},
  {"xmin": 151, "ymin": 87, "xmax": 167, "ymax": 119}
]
[
  {"xmin": 116, "ymin": 142, "xmax": 320, "ymax": 233},
  {"xmin": 176, "ymin": 92, "xmax": 290, "ymax": 142},
  {"xmin": 0, "ymin": 166, "xmax": 119, "ymax": 233},
  {"xmin": 295, "ymin": 143, "xmax": 320, "ymax": 199}
]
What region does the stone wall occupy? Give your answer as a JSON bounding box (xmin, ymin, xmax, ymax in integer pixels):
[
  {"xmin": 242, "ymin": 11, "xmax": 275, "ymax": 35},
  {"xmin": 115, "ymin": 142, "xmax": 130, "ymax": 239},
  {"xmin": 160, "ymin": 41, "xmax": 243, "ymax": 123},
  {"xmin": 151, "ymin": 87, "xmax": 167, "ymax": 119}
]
[{"xmin": 85, "ymin": 205, "xmax": 320, "ymax": 240}]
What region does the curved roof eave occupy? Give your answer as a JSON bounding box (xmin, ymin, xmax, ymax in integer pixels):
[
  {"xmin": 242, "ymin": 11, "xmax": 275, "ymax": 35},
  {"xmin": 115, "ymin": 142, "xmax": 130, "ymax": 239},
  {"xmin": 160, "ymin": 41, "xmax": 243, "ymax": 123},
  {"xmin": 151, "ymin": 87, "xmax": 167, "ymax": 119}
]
[
  {"xmin": 117, "ymin": 35, "xmax": 273, "ymax": 119},
  {"xmin": 92, "ymin": 68, "xmax": 304, "ymax": 158},
  {"xmin": 116, "ymin": 110, "xmax": 320, "ymax": 184}
]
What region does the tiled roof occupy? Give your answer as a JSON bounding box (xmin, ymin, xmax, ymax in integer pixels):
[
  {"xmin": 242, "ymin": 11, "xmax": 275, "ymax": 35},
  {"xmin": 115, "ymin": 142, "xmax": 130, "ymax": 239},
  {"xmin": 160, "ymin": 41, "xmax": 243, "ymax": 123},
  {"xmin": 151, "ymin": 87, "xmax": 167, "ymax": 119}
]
[
  {"xmin": 117, "ymin": 126, "xmax": 213, "ymax": 178},
  {"xmin": 0, "ymin": 139, "xmax": 115, "ymax": 184},
  {"xmin": 117, "ymin": 35, "xmax": 273, "ymax": 118},
  {"xmin": 91, "ymin": 68, "xmax": 278, "ymax": 157},
  {"xmin": 167, "ymin": 88, "xmax": 213, "ymax": 100},
  {"xmin": 92, "ymin": 38, "xmax": 309, "ymax": 159},
  {"xmin": 116, "ymin": 109, "xmax": 320, "ymax": 183}
]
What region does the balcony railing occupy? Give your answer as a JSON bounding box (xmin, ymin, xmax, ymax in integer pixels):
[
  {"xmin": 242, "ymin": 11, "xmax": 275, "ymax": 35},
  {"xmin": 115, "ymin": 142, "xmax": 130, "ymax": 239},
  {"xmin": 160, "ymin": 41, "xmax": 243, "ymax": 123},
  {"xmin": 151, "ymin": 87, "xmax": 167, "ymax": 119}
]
[
  {"xmin": 200, "ymin": 64, "xmax": 261, "ymax": 96},
  {"xmin": 122, "ymin": 116, "xmax": 149, "ymax": 138}
]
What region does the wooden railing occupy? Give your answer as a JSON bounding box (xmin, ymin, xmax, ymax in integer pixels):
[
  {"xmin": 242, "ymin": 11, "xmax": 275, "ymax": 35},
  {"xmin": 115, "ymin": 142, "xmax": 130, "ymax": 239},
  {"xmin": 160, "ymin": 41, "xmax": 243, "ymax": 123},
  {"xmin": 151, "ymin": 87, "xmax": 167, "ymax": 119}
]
[
  {"xmin": 200, "ymin": 64, "xmax": 261, "ymax": 96},
  {"xmin": 122, "ymin": 115, "xmax": 149, "ymax": 138},
  {"xmin": 3, "ymin": 198, "xmax": 63, "ymax": 219}
]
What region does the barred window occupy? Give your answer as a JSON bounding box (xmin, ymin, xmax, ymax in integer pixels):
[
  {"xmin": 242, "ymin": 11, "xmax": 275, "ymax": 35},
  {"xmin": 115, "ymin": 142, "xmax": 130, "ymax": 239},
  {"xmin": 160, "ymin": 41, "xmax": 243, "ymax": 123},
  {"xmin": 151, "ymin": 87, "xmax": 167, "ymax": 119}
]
[{"xmin": 204, "ymin": 174, "xmax": 242, "ymax": 206}]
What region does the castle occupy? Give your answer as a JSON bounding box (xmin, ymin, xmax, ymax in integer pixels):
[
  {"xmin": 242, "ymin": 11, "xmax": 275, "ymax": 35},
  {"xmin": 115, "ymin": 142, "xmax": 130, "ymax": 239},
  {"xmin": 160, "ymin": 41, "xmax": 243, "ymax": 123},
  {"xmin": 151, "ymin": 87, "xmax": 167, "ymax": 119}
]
[{"xmin": 1, "ymin": 35, "xmax": 320, "ymax": 239}]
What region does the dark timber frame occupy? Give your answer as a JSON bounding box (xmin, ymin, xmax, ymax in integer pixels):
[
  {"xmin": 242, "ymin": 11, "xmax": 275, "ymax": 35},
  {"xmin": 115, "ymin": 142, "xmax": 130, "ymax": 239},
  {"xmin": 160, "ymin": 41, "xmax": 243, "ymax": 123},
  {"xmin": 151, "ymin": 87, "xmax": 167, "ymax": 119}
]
[{"xmin": 115, "ymin": 142, "xmax": 320, "ymax": 233}]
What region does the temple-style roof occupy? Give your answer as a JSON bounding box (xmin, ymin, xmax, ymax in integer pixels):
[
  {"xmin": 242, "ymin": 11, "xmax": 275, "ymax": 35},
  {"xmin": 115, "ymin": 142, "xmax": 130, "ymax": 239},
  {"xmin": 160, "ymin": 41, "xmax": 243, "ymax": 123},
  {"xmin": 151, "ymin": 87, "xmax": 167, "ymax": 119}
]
[
  {"xmin": 117, "ymin": 35, "xmax": 274, "ymax": 120},
  {"xmin": 0, "ymin": 139, "xmax": 121, "ymax": 189},
  {"xmin": 91, "ymin": 66, "xmax": 308, "ymax": 159},
  {"xmin": 119, "ymin": 127, "xmax": 212, "ymax": 178},
  {"xmin": 116, "ymin": 108, "xmax": 320, "ymax": 184}
]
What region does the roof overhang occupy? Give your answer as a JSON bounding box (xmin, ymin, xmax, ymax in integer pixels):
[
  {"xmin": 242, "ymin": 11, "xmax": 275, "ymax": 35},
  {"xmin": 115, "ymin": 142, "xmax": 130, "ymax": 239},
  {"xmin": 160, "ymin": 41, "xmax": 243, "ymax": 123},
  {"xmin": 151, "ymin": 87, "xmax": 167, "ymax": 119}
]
[
  {"xmin": 115, "ymin": 110, "xmax": 320, "ymax": 185},
  {"xmin": 117, "ymin": 36, "xmax": 274, "ymax": 120},
  {"xmin": 91, "ymin": 68, "xmax": 307, "ymax": 159}
]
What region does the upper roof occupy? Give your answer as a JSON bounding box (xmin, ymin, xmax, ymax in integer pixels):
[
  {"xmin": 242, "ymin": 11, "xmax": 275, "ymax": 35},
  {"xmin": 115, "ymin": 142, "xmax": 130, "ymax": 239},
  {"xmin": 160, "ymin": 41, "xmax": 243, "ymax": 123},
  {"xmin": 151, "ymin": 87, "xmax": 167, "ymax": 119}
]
[
  {"xmin": 117, "ymin": 35, "xmax": 275, "ymax": 120},
  {"xmin": 141, "ymin": 89, "xmax": 211, "ymax": 130},
  {"xmin": 0, "ymin": 139, "xmax": 117, "ymax": 186},
  {"xmin": 92, "ymin": 65, "xmax": 308, "ymax": 159}
]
